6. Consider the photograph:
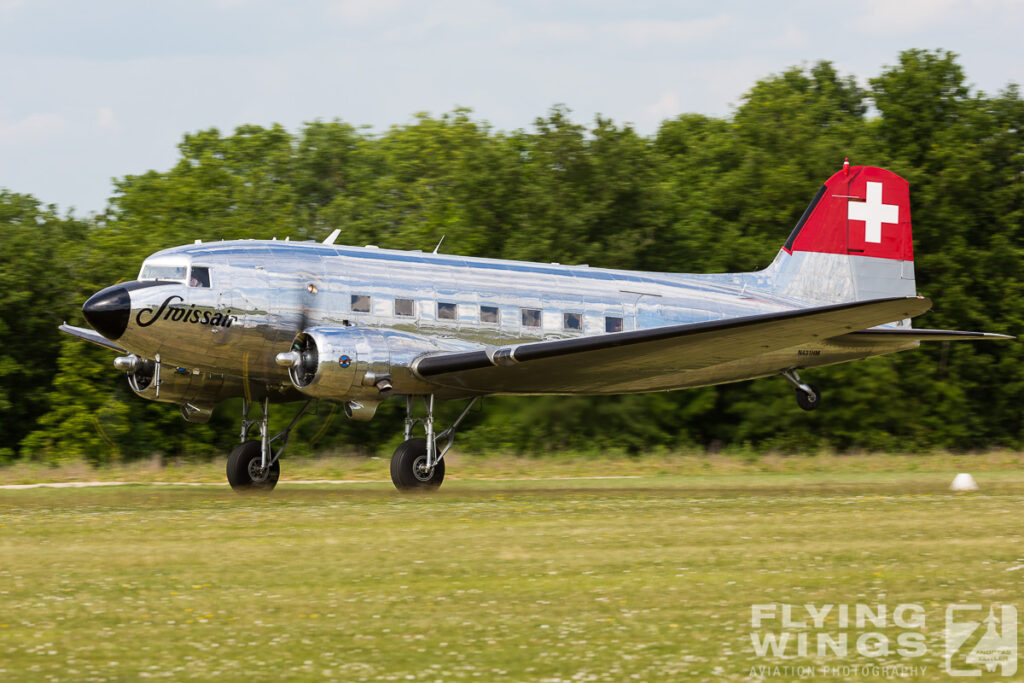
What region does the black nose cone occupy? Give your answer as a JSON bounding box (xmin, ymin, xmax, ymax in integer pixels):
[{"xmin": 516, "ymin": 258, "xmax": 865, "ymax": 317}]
[{"xmin": 83, "ymin": 286, "xmax": 131, "ymax": 340}]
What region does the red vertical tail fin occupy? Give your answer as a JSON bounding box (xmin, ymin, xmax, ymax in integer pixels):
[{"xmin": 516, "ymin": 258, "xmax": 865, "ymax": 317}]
[
  {"xmin": 770, "ymin": 165, "xmax": 916, "ymax": 306},
  {"xmin": 784, "ymin": 166, "xmax": 913, "ymax": 262}
]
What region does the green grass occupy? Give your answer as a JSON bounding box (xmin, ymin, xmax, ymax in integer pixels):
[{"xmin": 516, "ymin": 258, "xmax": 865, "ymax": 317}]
[
  {"xmin": 3, "ymin": 449, "xmax": 1024, "ymax": 484},
  {"xmin": 1, "ymin": 464, "xmax": 1022, "ymax": 680}
]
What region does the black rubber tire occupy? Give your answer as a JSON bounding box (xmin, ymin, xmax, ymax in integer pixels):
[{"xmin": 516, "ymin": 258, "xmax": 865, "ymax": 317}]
[
  {"xmin": 390, "ymin": 438, "xmax": 445, "ymax": 491},
  {"xmin": 795, "ymin": 383, "xmax": 821, "ymax": 411},
  {"xmin": 226, "ymin": 440, "xmax": 280, "ymax": 491}
]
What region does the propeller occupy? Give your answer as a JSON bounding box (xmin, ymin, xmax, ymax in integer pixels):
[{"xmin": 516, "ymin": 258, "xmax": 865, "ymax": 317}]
[
  {"xmin": 296, "ymin": 282, "xmax": 316, "ymax": 334},
  {"xmin": 275, "ymin": 280, "xmax": 320, "ymax": 386}
]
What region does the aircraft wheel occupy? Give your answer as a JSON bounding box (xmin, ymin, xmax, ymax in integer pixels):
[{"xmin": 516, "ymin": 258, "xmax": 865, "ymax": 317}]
[
  {"xmin": 390, "ymin": 438, "xmax": 445, "ymax": 491},
  {"xmin": 226, "ymin": 440, "xmax": 280, "ymax": 491},
  {"xmin": 795, "ymin": 384, "xmax": 821, "ymax": 411}
]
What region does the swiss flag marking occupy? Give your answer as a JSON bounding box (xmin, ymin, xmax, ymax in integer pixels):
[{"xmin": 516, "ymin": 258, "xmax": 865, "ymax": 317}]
[
  {"xmin": 848, "ymin": 181, "xmax": 899, "ymax": 243},
  {"xmin": 788, "ymin": 165, "xmax": 913, "ymax": 262}
]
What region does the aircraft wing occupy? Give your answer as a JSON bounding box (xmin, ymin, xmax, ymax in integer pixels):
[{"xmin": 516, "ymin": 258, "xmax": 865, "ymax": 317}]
[
  {"xmin": 413, "ymin": 296, "xmax": 932, "ymax": 395},
  {"xmin": 59, "ymin": 323, "xmax": 127, "ymax": 353}
]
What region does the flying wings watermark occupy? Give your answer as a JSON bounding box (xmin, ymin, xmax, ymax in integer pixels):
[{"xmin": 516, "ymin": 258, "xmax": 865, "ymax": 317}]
[{"xmin": 747, "ymin": 602, "xmax": 1018, "ymax": 679}]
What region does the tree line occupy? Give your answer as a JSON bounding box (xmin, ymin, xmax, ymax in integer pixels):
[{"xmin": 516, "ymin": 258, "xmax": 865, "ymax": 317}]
[{"xmin": 2, "ymin": 49, "xmax": 1021, "ymax": 464}]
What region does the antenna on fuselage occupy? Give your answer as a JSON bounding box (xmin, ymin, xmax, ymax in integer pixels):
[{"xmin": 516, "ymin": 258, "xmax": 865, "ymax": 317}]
[
  {"xmin": 432, "ymin": 235, "xmax": 446, "ymax": 254},
  {"xmin": 323, "ymin": 229, "xmax": 341, "ymax": 245}
]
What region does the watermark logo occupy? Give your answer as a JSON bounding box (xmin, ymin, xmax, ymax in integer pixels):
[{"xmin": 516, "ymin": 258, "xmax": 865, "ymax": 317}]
[
  {"xmin": 749, "ymin": 602, "xmax": 1019, "ymax": 679},
  {"xmin": 946, "ymin": 604, "xmax": 1017, "ymax": 677},
  {"xmin": 750, "ymin": 603, "xmax": 927, "ymax": 660}
]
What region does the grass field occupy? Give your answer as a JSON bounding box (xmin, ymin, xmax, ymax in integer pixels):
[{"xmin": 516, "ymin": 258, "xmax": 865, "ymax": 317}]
[{"xmin": 2, "ymin": 456, "xmax": 1023, "ymax": 681}]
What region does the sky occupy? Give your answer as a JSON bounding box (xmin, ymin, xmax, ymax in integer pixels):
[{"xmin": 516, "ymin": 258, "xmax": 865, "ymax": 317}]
[{"xmin": 1, "ymin": 0, "xmax": 1022, "ymax": 216}]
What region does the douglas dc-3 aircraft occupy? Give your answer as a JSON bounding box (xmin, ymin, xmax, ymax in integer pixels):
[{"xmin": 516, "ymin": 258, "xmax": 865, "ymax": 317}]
[{"xmin": 63, "ymin": 163, "xmax": 1010, "ymax": 491}]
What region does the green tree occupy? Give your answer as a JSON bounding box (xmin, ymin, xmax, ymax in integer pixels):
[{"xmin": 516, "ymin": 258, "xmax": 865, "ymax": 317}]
[{"xmin": 0, "ymin": 192, "xmax": 90, "ymax": 460}]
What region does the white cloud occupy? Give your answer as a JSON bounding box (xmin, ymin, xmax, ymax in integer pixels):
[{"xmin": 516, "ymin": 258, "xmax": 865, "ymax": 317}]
[
  {"xmin": 507, "ymin": 20, "xmax": 589, "ymax": 43},
  {"xmin": 617, "ymin": 16, "xmax": 731, "ymax": 45},
  {"xmin": 642, "ymin": 90, "xmax": 681, "ymax": 126},
  {"xmin": 96, "ymin": 107, "xmax": 116, "ymax": 130},
  {"xmin": 767, "ymin": 24, "xmax": 807, "ymax": 49},
  {"xmin": 503, "ymin": 14, "xmax": 731, "ymax": 47},
  {"xmin": 0, "ymin": 0, "xmax": 24, "ymax": 12},
  {"xmin": 849, "ymin": 0, "xmax": 1017, "ymax": 34},
  {"xmin": 0, "ymin": 112, "xmax": 66, "ymax": 146},
  {"xmin": 328, "ymin": 0, "xmax": 405, "ymax": 24}
]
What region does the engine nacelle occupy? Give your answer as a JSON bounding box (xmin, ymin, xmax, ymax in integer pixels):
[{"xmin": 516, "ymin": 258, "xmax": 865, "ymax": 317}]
[
  {"xmin": 119, "ymin": 355, "xmax": 243, "ymax": 423},
  {"xmin": 278, "ymin": 327, "xmax": 454, "ymax": 408},
  {"xmin": 281, "ymin": 327, "xmax": 389, "ymax": 400}
]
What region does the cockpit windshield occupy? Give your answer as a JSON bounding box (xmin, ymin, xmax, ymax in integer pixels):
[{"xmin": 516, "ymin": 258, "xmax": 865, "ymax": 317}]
[{"xmin": 139, "ymin": 264, "xmax": 187, "ymax": 282}]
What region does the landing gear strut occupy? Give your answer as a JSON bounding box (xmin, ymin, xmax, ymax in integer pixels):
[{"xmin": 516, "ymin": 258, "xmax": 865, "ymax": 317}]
[
  {"xmin": 781, "ymin": 369, "xmax": 821, "ymax": 411},
  {"xmin": 390, "ymin": 395, "xmax": 479, "ymax": 491},
  {"xmin": 226, "ymin": 397, "xmax": 311, "ymax": 491}
]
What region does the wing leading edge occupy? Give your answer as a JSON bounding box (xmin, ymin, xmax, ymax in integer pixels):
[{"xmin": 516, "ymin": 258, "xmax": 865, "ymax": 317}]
[
  {"xmin": 59, "ymin": 323, "xmax": 126, "ymax": 353},
  {"xmin": 412, "ymin": 296, "xmax": 933, "ymax": 395}
]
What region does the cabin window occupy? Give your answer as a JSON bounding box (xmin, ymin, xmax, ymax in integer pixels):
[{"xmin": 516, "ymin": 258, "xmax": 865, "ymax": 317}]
[
  {"xmin": 522, "ymin": 308, "xmax": 541, "ymax": 327},
  {"xmin": 140, "ymin": 264, "xmax": 187, "ymax": 282},
  {"xmin": 351, "ymin": 295, "xmax": 371, "ymax": 313},
  {"xmin": 395, "ymin": 298, "xmax": 414, "ymax": 317},
  {"xmin": 480, "ymin": 305, "xmax": 499, "ymax": 324},
  {"xmin": 563, "ymin": 312, "xmax": 582, "ymax": 331},
  {"xmin": 438, "ymin": 302, "xmax": 457, "ymax": 320},
  {"xmin": 606, "ymin": 316, "xmax": 623, "ymax": 333},
  {"xmin": 189, "ymin": 266, "xmax": 210, "ymax": 288}
]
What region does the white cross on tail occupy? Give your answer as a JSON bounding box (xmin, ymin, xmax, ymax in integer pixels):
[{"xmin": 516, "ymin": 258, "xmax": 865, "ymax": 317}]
[{"xmin": 848, "ymin": 181, "xmax": 899, "ymax": 243}]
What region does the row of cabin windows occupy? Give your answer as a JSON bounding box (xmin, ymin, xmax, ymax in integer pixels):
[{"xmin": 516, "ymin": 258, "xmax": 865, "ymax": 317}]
[
  {"xmin": 351, "ymin": 294, "xmax": 623, "ymax": 332},
  {"xmin": 142, "ymin": 268, "xmax": 621, "ymax": 333}
]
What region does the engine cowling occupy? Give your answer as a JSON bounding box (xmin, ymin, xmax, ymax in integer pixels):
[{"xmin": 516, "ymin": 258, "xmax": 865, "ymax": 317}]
[
  {"xmin": 277, "ymin": 327, "xmax": 454, "ymax": 412},
  {"xmin": 281, "ymin": 327, "xmax": 390, "ymax": 399},
  {"xmin": 118, "ymin": 354, "xmax": 243, "ymax": 423}
]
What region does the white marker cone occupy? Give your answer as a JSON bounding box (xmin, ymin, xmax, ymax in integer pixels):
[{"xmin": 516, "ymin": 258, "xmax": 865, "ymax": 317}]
[{"xmin": 950, "ymin": 473, "xmax": 979, "ymax": 491}]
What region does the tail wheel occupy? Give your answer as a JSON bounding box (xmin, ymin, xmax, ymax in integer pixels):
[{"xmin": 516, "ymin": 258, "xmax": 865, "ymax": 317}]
[
  {"xmin": 796, "ymin": 384, "xmax": 821, "ymax": 411},
  {"xmin": 226, "ymin": 440, "xmax": 280, "ymax": 491},
  {"xmin": 390, "ymin": 438, "xmax": 445, "ymax": 491}
]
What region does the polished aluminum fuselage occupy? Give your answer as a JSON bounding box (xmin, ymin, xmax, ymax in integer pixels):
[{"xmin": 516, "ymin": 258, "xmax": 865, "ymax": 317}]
[{"xmin": 113, "ymin": 240, "xmax": 916, "ymax": 402}]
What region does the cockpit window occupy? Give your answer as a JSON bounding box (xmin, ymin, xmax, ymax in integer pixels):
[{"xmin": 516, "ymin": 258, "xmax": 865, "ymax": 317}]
[
  {"xmin": 189, "ymin": 266, "xmax": 210, "ymax": 288},
  {"xmin": 140, "ymin": 264, "xmax": 187, "ymax": 282}
]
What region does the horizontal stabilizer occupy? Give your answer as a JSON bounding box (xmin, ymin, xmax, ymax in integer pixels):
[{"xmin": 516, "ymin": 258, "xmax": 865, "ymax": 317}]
[
  {"xmin": 59, "ymin": 323, "xmax": 126, "ymax": 353},
  {"xmin": 850, "ymin": 327, "xmax": 1014, "ymax": 342}
]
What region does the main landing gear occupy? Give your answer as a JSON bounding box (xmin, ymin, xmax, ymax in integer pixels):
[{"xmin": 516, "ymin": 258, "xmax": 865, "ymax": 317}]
[
  {"xmin": 225, "ymin": 394, "xmax": 478, "ymax": 493},
  {"xmin": 781, "ymin": 369, "xmax": 821, "ymax": 411},
  {"xmin": 226, "ymin": 397, "xmax": 311, "ymax": 492},
  {"xmin": 391, "ymin": 395, "xmax": 479, "ymax": 491}
]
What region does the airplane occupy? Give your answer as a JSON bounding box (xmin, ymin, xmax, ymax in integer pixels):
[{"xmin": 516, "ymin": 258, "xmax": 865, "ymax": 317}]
[{"xmin": 62, "ymin": 162, "xmax": 1011, "ymax": 492}]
